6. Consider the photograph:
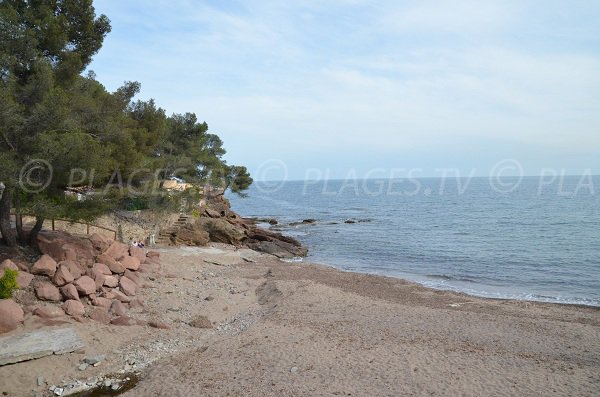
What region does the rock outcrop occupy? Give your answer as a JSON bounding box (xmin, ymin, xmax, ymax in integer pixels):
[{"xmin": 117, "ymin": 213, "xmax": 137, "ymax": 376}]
[{"xmin": 161, "ymin": 194, "xmax": 308, "ymax": 258}]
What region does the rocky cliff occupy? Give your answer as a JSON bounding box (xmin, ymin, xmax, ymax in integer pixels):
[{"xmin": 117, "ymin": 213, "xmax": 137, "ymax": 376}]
[{"xmin": 165, "ymin": 195, "xmax": 308, "ymax": 259}]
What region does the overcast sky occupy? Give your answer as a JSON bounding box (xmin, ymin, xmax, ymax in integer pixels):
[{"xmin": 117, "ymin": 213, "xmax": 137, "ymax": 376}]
[{"xmin": 89, "ymin": 0, "xmax": 600, "ymax": 180}]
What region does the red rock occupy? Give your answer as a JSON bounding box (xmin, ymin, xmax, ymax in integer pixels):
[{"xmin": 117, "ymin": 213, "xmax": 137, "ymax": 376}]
[
  {"xmin": 74, "ymin": 276, "xmax": 96, "ymax": 296},
  {"xmin": 34, "ymin": 305, "xmax": 66, "ymax": 319},
  {"xmin": 129, "ymin": 298, "xmax": 145, "ymax": 309},
  {"xmin": 112, "ymin": 289, "xmax": 131, "ymax": 303},
  {"xmin": 31, "ymin": 255, "xmax": 58, "ymax": 277},
  {"xmin": 53, "ymin": 265, "xmax": 74, "ymax": 287},
  {"xmin": 120, "ymin": 256, "xmax": 140, "ymax": 271},
  {"xmin": 145, "ymin": 256, "xmax": 161, "ymax": 265},
  {"xmin": 0, "ymin": 299, "xmax": 24, "ymax": 333},
  {"xmin": 103, "ymin": 241, "xmax": 129, "ymax": 261},
  {"xmin": 103, "ymin": 275, "xmax": 119, "ymax": 288},
  {"xmin": 89, "ymin": 233, "xmax": 113, "ymax": 253},
  {"xmin": 129, "ymin": 246, "xmax": 146, "ymax": 263},
  {"xmin": 91, "ymin": 296, "xmax": 112, "ymax": 308},
  {"xmin": 91, "ymin": 269, "xmax": 106, "ymax": 289},
  {"xmin": 146, "ymin": 251, "xmax": 160, "ymax": 258},
  {"xmin": 137, "ymin": 264, "xmax": 152, "ymax": 273},
  {"xmin": 96, "ymin": 254, "xmax": 125, "ymax": 274},
  {"xmin": 110, "ymin": 300, "xmax": 127, "ymax": 316},
  {"xmin": 0, "ymin": 259, "xmax": 18, "ymax": 272},
  {"xmin": 60, "ymin": 283, "xmax": 80, "ymax": 300},
  {"xmin": 119, "ymin": 276, "xmax": 137, "ymax": 296},
  {"xmin": 92, "ymin": 262, "xmax": 111, "ymax": 275},
  {"xmin": 37, "ymin": 231, "xmax": 96, "ymax": 265},
  {"xmin": 110, "ymin": 315, "xmax": 141, "ymax": 326},
  {"xmin": 123, "ymin": 270, "xmax": 141, "ymax": 286},
  {"xmin": 35, "ymin": 282, "xmax": 61, "ymax": 301},
  {"xmin": 90, "ymin": 307, "xmax": 111, "ymax": 324},
  {"xmin": 148, "ymin": 320, "xmax": 170, "ymax": 329},
  {"xmin": 16, "ymin": 271, "xmax": 34, "ymax": 288},
  {"xmin": 60, "ymin": 260, "xmax": 85, "ymax": 279},
  {"xmin": 63, "ymin": 299, "xmax": 85, "ymax": 316},
  {"xmin": 13, "ymin": 260, "xmax": 30, "ymax": 272}
]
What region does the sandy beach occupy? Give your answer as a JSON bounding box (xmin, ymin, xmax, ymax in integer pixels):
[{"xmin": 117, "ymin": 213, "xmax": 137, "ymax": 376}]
[{"xmin": 1, "ymin": 245, "xmax": 599, "ymax": 396}]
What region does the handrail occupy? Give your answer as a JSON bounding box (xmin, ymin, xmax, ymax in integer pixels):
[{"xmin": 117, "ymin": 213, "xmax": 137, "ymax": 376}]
[{"xmin": 10, "ymin": 213, "xmax": 117, "ymax": 240}]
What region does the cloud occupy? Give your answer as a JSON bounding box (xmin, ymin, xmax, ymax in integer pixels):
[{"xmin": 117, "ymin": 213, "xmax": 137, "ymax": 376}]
[{"xmin": 90, "ymin": 0, "xmax": 600, "ymax": 177}]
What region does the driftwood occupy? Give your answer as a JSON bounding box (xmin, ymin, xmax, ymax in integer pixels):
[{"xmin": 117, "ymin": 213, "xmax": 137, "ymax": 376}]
[{"xmin": 0, "ymin": 328, "xmax": 84, "ymax": 366}]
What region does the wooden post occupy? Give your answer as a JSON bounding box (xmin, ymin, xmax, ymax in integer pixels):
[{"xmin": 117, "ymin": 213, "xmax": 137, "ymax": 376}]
[
  {"xmin": 52, "ymin": 219, "xmax": 55, "ymax": 231},
  {"xmin": 86, "ymin": 224, "xmax": 90, "ymax": 235}
]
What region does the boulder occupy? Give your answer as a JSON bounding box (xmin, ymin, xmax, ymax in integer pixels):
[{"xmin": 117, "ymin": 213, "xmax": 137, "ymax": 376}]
[
  {"xmin": 129, "ymin": 246, "xmax": 146, "ymax": 263},
  {"xmin": 31, "ymin": 255, "xmax": 58, "ymax": 277},
  {"xmin": 112, "ymin": 290, "xmax": 131, "ymax": 303},
  {"xmin": 103, "ymin": 241, "xmax": 129, "ymax": 261},
  {"xmin": 91, "ymin": 297, "xmax": 112, "ymax": 308},
  {"xmin": 194, "ymin": 218, "xmax": 246, "ymax": 246},
  {"xmin": 89, "ymin": 233, "xmax": 112, "ymax": 253},
  {"xmin": 176, "ymin": 225, "xmax": 210, "ymax": 246},
  {"xmin": 0, "ymin": 259, "xmax": 18, "ymax": 272},
  {"xmin": 123, "ymin": 270, "xmax": 141, "ymax": 287},
  {"xmin": 73, "ymin": 276, "xmax": 96, "ymax": 296},
  {"xmin": 53, "ymin": 265, "xmax": 74, "ymax": 287},
  {"xmin": 37, "ymin": 231, "xmax": 96, "ymax": 265},
  {"xmin": 96, "ymin": 254, "xmax": 125, "ymax": 274},
  {"xmin": 0, "ymin": 299, "xmax": 24, "ymax": 333},
  {"xmin": 92, "ymin": 263, "xmax": 111, "ymax": 275},
  {"xmin": 60, "ymin": 284, "xmax": 79, "ymax": 301},
  {"xmin": 16, "ymin": 271, "xmax": 34, "ymax": 289},
  {"xmin": 90, "ymin": 307, "xmax": 111, "ymax": 324},
  {"xmin": 63, "ymin": 300, "xmax": 85, "ymax": 317},
  {"xmin": 103, "ymin": 275, "xmax": 119, "ymax": 288},
  {"xmin": 34, "ymin": 305, "xmax": 65, "ymax": 319},
  {"xmin": 146, "ymin": 251, "xmax": 160, "ymax": 258},
  {"xmin": 246, "ymin": 240, "xmax": 308, "ymax": 259},
  {"xmin": 91, "ymin": 269, "xmax": 106, "ymax": 289},
  {"xmin": 60, "ymin": 260, "xmax": 85, "ymax": 280},
  {"xmin": 110, "ymin": 300, "xmax": 127, "ymax": 316},
  {"xmin": 35, "ymin": 282, "xmax": 61, "ymax": 301},
  {"xmin": 120, "ymin": 256, "xmax": 140, "ymax": 271},
  {"xmin": 119, "ymin": 276, "xmax": 137, "ymax": 296}
]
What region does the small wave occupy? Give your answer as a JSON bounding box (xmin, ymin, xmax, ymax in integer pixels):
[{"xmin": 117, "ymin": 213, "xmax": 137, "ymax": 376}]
[
  {"xmin": 281, "ymin": 257, "xmax": 304, "ymax": 263},
  {"xmin": 425, "ymin": 274, "xmax": 478, "ymax": 283}
]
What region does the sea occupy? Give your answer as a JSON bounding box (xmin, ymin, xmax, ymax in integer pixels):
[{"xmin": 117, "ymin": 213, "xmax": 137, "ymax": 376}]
[{"xmin": 228, "ymin": 175, "xmax": 600, "ymax": 306}]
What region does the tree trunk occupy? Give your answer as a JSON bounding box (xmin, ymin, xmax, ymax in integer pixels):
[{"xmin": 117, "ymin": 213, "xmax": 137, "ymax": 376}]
[
  {"xmin": 28, "ymin": 216, "xmax": 45, "ymax": 248},
  {"xmin": 0, "ymin": 186, "xmax": 17, "ymax": 247},
  {"xmin": 14, "ymin": 194, "xmax": 27, "ymax": 243}
]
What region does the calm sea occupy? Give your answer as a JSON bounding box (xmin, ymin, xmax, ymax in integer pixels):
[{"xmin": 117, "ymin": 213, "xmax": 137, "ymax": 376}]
[{"xmin": 228, "ymin": 176, "xmax": 600, "ymax": 306}]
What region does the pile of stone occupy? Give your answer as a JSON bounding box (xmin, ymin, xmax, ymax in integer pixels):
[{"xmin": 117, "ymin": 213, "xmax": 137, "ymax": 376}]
[{"xmin": 0, "ymin": 231, "xmax": 161, "ymax": 334}]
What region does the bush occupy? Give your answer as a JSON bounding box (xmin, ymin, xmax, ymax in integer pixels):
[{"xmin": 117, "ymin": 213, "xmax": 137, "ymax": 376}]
[{"xmin": 0, "ymin": 268, "xmax": 19, "ymax": 299}]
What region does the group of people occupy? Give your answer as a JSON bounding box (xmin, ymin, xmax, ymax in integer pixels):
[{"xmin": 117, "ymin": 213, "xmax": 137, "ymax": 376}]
[{"xmin": 131, "ymin": 239, "xmax": 145, "ymax": 248}]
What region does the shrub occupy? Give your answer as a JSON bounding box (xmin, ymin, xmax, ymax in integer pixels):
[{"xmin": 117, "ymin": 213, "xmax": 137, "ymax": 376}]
[{"xmin": 0, "ymin": 268, "xmax": 19, "ymax": 299}]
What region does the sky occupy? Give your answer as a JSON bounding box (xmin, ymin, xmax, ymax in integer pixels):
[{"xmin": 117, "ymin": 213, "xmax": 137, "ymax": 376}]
[{"xmin": 89, "ymin": 0, "xmax": 600, "ymax": 180}]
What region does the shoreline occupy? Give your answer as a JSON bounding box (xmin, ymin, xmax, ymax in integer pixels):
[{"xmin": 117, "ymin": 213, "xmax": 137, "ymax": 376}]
[
  {"xmin": 299, "ymin": 257, "xmax": 600, "ymax": 309},
  {"xmin": 1, "ymin": 244, "xmax": 598, "ymax": 396}
]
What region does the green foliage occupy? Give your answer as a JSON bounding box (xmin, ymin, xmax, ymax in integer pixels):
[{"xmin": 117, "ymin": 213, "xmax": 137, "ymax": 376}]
[
  {"xmin": 0, "ymin": 268, "xmax": 19, "ymax": 299},
  {"xmin": 0, "ymin": 0, "xmax": 253, "ymax": 248}
]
